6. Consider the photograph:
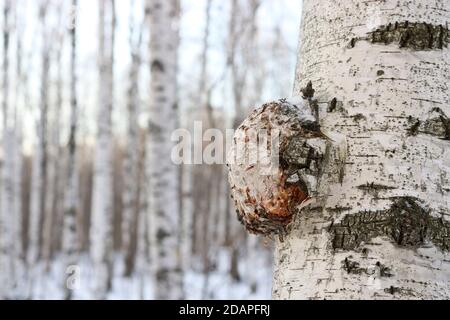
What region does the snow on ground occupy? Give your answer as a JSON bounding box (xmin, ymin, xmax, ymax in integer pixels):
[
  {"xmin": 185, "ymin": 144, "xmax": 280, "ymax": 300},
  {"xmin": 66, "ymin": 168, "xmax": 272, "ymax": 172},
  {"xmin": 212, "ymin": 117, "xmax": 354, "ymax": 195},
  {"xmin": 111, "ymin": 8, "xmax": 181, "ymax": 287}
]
[{"xmin": 16, "ymin": 247, "xmax": 273, "ymax": 299}]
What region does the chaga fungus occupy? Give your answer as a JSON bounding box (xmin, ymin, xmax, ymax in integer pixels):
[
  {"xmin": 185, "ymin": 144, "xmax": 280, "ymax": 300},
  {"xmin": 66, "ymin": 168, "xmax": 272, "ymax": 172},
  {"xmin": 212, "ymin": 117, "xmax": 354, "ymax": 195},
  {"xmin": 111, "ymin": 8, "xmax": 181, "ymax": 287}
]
[{"xmin": 227, "ymin": 84, "xmax": 326, "ymax": 239}]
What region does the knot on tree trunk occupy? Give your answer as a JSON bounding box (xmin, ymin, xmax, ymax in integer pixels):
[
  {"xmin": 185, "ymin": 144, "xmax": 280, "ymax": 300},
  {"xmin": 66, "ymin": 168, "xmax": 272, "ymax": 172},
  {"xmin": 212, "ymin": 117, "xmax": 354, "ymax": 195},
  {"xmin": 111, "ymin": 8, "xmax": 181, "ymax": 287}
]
[{"xmin": 227, "ymin": 88, "xmax": 327, "ymax": 239}]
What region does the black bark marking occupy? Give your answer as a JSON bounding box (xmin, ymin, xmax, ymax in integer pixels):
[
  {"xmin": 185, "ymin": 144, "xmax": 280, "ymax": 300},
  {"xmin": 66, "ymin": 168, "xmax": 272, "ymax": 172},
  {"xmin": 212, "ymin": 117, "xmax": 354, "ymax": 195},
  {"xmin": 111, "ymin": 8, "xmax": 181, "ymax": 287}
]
[
  {"xmin": 151, "ymin": 59, "xmax": 165, "ymax": 73},
  {"xmin": 376, "ymin": 261, "xmax": 394, "ymax": 277},
  {"xmin": 156, "ymin": 228, "xmax": 171, "ymax": 241},
  {"xmin": 384, "ymin": 286, "xmax": 415, "ymax": 296},
  {"xmin": 352, "ymin": 113, "xmax": 366, "ymax": 122},
  {"xmin": 328, "ymin": 98, "xmax": 338, "ymax": 113},
  {"xmin": 330, "ymin": 197, "xmax": 450, "ymax": 251},
  {"xmin": 350, "ymin": 22, "xmax": 449, "ymax": 50},
  {"xmin": 301, "ymin": 81, "xmax": 315, "ymax": 99},
  {"xmin": 342, "ymin": 257, "xmax": 365, "ymax": 274},
  {"xmin": 407, "ymin": 109, "xmax": 450, "ymax": 140},
  {"xmin": 310, "ymin": 99, "xmax": 319, "ymax": 123},
  {"xmin": 357, "ymin": 182, "xmax": 397, "ymax": 192},
  {"xmin": 348, "ymin": 37, "xmax": 357, "ymax": 48},
  {"xmin": 407, "ymin": 117, "xmax": 421, "ymax": 136},
  {"xmin": 327, "ymin": 206, "xmax": 352, "ymax": 213},
  {"xmin": 148, "ymin": 120, "xmax": 163, "ymax": 135},
  {"xmin": 156, "ymin": 269, "xmax": 169, "ymax": 282},
  {"xmin": 338, "ymin": 166, "xmax": 345, "ymax": 185},
  {"xmin": 385, "ymin": 286, "xmax": 401, "ymax": 295},
  {"xmin": 341, "ymin": 258, "xmax": 394, "ymax": 277}
]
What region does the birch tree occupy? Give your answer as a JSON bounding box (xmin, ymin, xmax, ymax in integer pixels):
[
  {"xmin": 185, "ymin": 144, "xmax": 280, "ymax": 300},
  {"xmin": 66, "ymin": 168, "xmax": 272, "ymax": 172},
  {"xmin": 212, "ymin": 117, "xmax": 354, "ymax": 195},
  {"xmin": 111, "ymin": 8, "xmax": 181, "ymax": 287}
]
[
  {"xmin": 231, "ymin": 0, "xmax": 450, "ymax": 299},
  {"xmin": 13, "ymin": 0, "xmax": 24, "ymax": 267},
  {"xmin": 227, "ymin": 0, "xmax": 262, "ymax": 283},
  {"xmin": 0, "ymin": 0, "xmax": 15, "ymax": 298},
  {"xmin": 90, "ymin": 0, "xmax": 115, "ymax": 299},
  {"xmin": 62, "ymin": 0, "xmax": 79, "ymax": 300},
  {"xmin": 147, "ymin": 0, "xmax": 183, "ymax": 299},
  {"xmin": 29, "ymin": 0, "xmax": 50, "ymax": 266},
  {"xmin": 122, "ymin": 0, "xmax": 143, "ymax": 277},
  {"xmin": 42, "ymin": 2, "xmax": 65, "ymax": 267}
]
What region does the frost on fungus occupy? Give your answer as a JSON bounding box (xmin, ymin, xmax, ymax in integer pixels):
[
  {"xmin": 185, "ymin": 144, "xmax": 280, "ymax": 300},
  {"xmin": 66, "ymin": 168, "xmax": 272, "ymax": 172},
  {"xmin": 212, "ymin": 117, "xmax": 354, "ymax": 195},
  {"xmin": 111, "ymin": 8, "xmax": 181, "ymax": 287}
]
[{"xmin": 227, "ymin": 82, "xmax": 327, "ymax": 240}]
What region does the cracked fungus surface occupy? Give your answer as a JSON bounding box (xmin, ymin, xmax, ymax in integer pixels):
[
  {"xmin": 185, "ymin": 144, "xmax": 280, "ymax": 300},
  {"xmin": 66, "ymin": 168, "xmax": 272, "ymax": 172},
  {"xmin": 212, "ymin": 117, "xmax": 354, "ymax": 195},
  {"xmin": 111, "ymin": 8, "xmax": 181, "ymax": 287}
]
[{"xmin": 227, "ymin": 99, "xmax": 324, "ymax": 237}]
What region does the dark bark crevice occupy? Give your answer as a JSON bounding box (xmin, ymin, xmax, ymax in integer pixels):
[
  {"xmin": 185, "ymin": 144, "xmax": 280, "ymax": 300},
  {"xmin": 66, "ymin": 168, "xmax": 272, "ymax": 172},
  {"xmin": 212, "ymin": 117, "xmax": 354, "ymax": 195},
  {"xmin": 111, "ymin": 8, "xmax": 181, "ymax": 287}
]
[
  {"xmin": 330, "ymin": 197, "xmax": 450, "ymax": 251},
  {"xmin": 348, "ymin": 22, "xmax": 449, "ymax": 50},
  {"xmin": 341, "ymin": 256, "xmax": 394, "ymax": 277},
  {"xmin": 407, "ymin": 107, "xmax": 450, "ymax": 140}
]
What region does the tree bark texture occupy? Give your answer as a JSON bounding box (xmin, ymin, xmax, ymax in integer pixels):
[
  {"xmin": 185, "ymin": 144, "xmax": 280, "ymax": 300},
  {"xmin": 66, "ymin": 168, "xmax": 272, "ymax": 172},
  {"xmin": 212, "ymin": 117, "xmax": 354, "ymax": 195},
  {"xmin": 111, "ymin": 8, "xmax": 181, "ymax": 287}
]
[
  {"xmin": 147, "ymin": 0, "xmax": 183, "ymax": 299},
  {"xmin": 272, "ymin": 0, "xmax": 450, "ymax": 299}
]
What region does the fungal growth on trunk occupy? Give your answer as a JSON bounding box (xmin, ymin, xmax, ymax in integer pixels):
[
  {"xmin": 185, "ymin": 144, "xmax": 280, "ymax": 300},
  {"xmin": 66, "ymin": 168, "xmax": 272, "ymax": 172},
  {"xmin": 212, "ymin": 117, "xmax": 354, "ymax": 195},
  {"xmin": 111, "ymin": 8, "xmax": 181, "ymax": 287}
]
[{"xmin": 227, "ymin": 82, "xmax": 327, "ymax": 239}]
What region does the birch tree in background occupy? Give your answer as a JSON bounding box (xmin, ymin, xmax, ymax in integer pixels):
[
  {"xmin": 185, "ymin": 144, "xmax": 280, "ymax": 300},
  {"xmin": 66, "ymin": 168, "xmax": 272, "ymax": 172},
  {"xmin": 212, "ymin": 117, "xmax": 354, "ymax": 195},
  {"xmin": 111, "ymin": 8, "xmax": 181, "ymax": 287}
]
[
  {"xmin": 28, "ymin": 0, "xmax": 50, "ymax": 266},
  {"xmin": 42, "ymin": 2, "xmax": 65, "ymax": 267},
  {"xmin": 226, "ymin": 0, "xmax": 251, "ymax": 281},
  {"xmin": 271, "ymin": 0, "xmax": 450, "ymax": 299},
  {"xmin": 13, "ymin": 1, "xmax": 24, "ymax": 275},
  {"xmin": 0, "ymin": 0, "xmax": 15, "ymax": 298},
  {"xmin": 147, "ymin": 0, "xmax": 183, "ymax": 299},
  {"xmin": 122, "ymin": 0, "xmax": 143, "ymax": 277},
  {"xmin": 62, "ymin": 0, "xmax": 79, "ymax": 300},
  {"xmin": 90, "ymin": 0, "xmax": 116, "ymax": 299},
  {"xmin": 197, "ymin": 0, "xmax": 214, "ymax": 298}
]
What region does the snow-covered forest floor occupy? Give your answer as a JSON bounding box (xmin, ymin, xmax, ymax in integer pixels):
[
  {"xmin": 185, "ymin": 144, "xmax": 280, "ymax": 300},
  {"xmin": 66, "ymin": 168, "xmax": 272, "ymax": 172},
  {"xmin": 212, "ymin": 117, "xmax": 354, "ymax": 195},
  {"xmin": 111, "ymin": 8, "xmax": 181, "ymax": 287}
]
[{"xmin": 13, "ymin": 248, "xmax": 273, "ymax": 299}]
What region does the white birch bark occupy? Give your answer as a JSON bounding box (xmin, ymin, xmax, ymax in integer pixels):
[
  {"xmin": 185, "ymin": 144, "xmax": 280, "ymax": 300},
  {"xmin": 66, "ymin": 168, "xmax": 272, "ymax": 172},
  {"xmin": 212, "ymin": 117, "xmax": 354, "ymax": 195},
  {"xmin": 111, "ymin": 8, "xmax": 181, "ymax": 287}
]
[
  {"xmin": 13, "ymin": 0, "xmax": 24, "ymax": 284},
  {"xmin": 90, "ymin": 0, "xmax": 115, "ymax": 299},
  {"xmin": 198, "ymin": 0, "xmax": 214, "ymax": 298},
  {"xmin": 122, "ymin": 3, "xmax": 143, "ymax": 276},
  {"xmin": 0, "ymin": 0, "xmax": 15, "ymax": 298},
  {"xmin": 43, "ymin": 6, "xmax": 64, "ymax": 265},
  {"xmin": 62, "ymin": 0, "xmax": 79, "ymax": 300},
  {"xmin": 272, "ymin": 0, "xmax": 450, "ymax": 299},
  {"xmin": 147, "ymin": 0, "xmax": 183, "ymax": 299},
  {"xmin": 135, "ymin": 131, "xmax": 149, "ymax": 298},
  {"xmin": 28, "ymin": 0, "xmax": 50, "ymax": 266},
  {"xmin": 179, "ymin": 163, "xmax": 193, "ymax": 270}
]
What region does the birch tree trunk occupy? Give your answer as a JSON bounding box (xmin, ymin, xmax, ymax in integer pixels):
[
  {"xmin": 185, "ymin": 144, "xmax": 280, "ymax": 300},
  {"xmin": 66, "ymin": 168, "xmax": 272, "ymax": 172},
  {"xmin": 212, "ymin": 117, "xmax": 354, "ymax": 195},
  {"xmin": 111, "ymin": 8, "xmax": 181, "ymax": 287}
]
[
  {"xmin": 62, "ymin": 0, "xmax": 79, "ymax": 300},
  {"xmin": 122, "ymin": 4, "xmax": 143, "ymax": 276},
  {"xmin": 272, "ymin": 0, "xmax": 450, "ymax": 299},
  {"xmin": 90, "ymin": 0, "xmax": 115, "ymax": 299},
  {"xmin": 43, "ymin": 6, "xmax": 64, "ymax": 266},
  {"xmin": 0, "ymin": 0, "xmax": 15, "ymax": 298},
  {"xmin": 29, "ymin": 0, "xmax": 50, "ymax": 266},
  {"xmin": 147, "ymin": 0, "xmax": 183, "ymax": 299},
  {"xmin": 135, "ymin": 130, "xmax": 149, "ymax": 299},
  {"xmin": 179, "ymin": 162, "xmax": 193, "ymax": 270},
  {"xmin": 13, "ymin": 0, "xmax": 24, "ymax": 283}
]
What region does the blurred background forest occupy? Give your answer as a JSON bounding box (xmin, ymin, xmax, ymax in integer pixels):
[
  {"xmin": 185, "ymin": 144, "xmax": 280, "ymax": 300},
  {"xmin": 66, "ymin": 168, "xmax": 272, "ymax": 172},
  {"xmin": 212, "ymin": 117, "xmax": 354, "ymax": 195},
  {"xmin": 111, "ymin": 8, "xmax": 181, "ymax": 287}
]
[{"xmin": 0, "ymin": 0, "xmax": 301, "ymax": 299}]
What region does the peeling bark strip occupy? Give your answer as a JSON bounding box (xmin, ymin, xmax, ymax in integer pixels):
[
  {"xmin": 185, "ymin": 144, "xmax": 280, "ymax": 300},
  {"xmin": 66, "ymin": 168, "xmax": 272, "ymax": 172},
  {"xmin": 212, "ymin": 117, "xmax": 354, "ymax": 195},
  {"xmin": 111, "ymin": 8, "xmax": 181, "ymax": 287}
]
[
  {"xmin": 330, "ymin": 197, "xmax": 450, "ymax": 251},
  {"xmin": 349, "ymin": 22, "xmax": 450, "ymax": 50},
  {"xmin": 228, "ymin": 87, "xmax": 326, "ymax": 238}
]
